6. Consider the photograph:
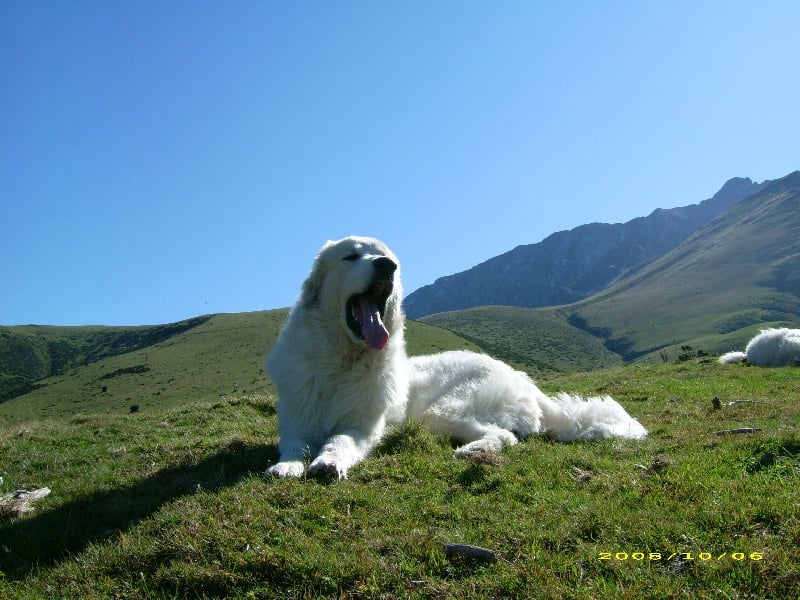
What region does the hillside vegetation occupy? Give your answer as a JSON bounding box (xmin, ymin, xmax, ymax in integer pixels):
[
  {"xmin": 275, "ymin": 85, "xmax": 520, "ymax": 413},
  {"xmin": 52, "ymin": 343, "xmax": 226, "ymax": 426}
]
[
  {"xmin": 420, "ymin": 306, "xmax": 621, "ymax": 373},
  {"xmin": 0, "ymin": 317, "xmax": 212, "ymax": 401},
  {"xmin": 1, "ymin": 361, "xmax": 798, "ymax": 599}
]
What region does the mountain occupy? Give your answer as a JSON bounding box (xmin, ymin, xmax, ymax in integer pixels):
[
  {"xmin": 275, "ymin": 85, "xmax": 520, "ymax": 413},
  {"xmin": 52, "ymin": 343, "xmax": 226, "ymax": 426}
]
[
  {"xmin": 420, "ymin": 171, "xmax": 800, "ymax": 368},
  {"xmin": 404, "ymin": 176, "xmax": 768, "ymax": 319},
  {"xmin": 565, "ymin": 170, "xmax": 800, "ymax": 362}
]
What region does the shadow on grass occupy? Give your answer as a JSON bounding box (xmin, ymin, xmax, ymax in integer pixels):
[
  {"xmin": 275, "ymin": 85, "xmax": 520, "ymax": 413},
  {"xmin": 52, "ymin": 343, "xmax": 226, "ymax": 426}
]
[{"xmin": 0, "ymin": 439, "xmax": 279, "ymax": 578}]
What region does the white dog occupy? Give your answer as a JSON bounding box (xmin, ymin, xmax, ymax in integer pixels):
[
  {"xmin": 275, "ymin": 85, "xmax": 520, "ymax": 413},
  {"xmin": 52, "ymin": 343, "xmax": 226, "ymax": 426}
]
[
  {"xmin": 719, "ymin": 328, "xmax": 800, "ymax": 366},
  {"xmin": 265, "ymin": 236, "xmax": 647, "ymax": 480}
]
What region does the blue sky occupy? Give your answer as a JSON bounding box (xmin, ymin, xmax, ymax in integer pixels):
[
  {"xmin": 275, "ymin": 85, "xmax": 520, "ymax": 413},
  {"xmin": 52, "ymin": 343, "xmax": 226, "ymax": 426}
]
[{"xmin": 2, "ymin": 1, "xmax": 798, "ymax": 326}]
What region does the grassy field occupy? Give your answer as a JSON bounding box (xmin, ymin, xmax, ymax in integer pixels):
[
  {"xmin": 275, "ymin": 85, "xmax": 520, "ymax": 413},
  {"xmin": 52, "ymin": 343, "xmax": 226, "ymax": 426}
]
[{"xmin": 1, "ymin": 360, "xmax": 798, "ymax": 599}]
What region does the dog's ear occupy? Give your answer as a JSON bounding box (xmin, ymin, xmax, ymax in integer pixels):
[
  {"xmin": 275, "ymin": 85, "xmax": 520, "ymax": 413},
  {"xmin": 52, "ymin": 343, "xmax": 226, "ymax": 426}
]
[{"xmin": 301, "ymin": 240, "xmax": 335, "ymax": 308}]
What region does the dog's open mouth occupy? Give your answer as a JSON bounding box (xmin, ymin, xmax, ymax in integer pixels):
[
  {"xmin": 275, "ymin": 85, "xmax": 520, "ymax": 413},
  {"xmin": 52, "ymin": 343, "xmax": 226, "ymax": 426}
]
[{"xmin": 346, "ymin": 280, "xmax": 393, "ymax": 350}]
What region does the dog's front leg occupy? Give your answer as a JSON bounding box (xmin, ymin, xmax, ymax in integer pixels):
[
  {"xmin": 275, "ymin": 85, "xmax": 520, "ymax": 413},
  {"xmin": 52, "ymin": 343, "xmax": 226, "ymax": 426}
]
[{"xmin": 308, "ymin": 430, "xmax": 377, "ymax": 480}]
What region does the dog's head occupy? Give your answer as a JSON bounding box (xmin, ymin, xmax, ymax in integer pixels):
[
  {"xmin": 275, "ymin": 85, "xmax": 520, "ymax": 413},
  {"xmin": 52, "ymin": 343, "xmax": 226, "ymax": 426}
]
[{"xmin": 301, "ymin": 236, "xmax": 403, "ymax": 350}]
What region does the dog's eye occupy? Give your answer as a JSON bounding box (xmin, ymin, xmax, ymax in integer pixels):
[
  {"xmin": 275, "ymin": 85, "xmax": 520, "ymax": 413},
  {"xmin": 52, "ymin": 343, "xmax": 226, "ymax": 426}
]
[{"xmin": 342, "ymin": 253, "xmax": 360, "ymax": 262}]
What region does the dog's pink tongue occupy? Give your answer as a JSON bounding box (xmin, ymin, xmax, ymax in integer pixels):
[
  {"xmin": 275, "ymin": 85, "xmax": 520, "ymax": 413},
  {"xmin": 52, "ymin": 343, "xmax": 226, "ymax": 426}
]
[{"xmin": 358, "ymin": 297, "xmax": 389, "ymax": 350}]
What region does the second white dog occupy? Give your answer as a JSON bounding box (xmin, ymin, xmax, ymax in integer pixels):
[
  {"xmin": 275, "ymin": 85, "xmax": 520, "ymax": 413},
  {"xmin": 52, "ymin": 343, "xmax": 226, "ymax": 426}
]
[{"xmin": 719, "ymin": 327, "xmax": 800, "ymax": 366}]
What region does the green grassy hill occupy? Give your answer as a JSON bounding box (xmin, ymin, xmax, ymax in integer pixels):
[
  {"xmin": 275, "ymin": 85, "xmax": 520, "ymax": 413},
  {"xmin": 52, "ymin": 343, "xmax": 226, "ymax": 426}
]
[
  {"xmin": 1, "ymin": 362, "xmax": 798, "ymax": 599},
  {"xmin": 0, "ymin": 311, "xmax": 481, "ymax": 424},
  {"xmin": 0, "ymin": 317, "xmax": 212, "ymax": 401},
  {"xmin": 420, "ymin": 306, "xmax": 621, "ymax": 373}
]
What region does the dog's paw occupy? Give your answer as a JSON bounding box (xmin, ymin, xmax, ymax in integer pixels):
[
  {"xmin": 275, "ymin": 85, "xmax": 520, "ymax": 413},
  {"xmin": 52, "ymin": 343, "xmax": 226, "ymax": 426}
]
[
  {"xmin": 308, "ymin": 457, "xmax": 348, "ymax": 480},
  {"xmin": 453, "ymin": 438, "xmax": 504, "ymax": 459},
  {"xmin": 265, "ymin": 460, "xmax": 306, "ymax": 478}
]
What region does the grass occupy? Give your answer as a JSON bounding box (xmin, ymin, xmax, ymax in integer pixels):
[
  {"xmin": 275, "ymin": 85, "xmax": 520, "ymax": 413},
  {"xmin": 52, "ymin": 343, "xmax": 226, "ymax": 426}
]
[{"xmin": 1, "ymin": 360, "xmax": 798, "ymax": 599}]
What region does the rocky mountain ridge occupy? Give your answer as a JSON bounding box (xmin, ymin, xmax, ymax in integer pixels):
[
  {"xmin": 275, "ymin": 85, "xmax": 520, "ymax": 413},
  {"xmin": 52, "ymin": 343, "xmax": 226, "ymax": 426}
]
[{"xmin": 404, "ymin": 176, "xmax": 769, "ymax": 318}]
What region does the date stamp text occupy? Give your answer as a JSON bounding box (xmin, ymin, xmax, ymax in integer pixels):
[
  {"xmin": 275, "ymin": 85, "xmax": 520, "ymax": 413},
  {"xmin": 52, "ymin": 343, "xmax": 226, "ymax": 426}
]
[{"xmin": 598, "ymin": 551, "xmax": 763, "ymax": 562}]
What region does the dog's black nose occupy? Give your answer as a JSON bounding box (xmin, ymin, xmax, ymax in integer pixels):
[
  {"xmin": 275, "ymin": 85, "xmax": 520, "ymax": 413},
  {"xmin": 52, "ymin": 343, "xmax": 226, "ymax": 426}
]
[{"xmin": 372, "ymin": 256, "xmax": 397, "ymax": 278}]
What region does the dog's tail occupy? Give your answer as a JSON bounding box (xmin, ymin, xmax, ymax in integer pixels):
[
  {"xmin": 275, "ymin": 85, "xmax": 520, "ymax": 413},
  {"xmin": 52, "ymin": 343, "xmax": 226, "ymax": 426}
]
[
  {"xmin": 718, "ymin": 351, "xmax": 747, "ymax": 364},
  {"xmin": 538, "ymin": 393, "xmax": 648, "ymax": 442}
]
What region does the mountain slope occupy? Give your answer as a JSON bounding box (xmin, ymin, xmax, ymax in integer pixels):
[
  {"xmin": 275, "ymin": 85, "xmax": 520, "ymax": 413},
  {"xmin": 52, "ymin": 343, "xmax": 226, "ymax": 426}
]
[
  {"xmin": 404, "ymin": 176, "xmax": 767, "ymax": 318},
  {"xmin": 0, "ymin": 317, "xmax": 212, "ymax": 401},
  {"xmin": 566, "ymin": 171, "xmax": 800, "ymax": 361},
  {"xmin": 420, "ymin": 305, "xmax": 621, "ymax": 372}
]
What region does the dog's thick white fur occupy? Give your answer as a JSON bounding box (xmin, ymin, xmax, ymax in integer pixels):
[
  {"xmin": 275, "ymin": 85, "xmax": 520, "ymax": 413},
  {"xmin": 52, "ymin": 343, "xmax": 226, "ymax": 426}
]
[
  {"xmin": 266, "ymin": 236, "xmax": 647, "ymax": 480},
  {"xmin": 719, "ymin": 328, "xmax": 800, "ymax": 366},
  {"xmin": 407, "ymin": 351, "xmax": 648, "ymax": 455}
]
